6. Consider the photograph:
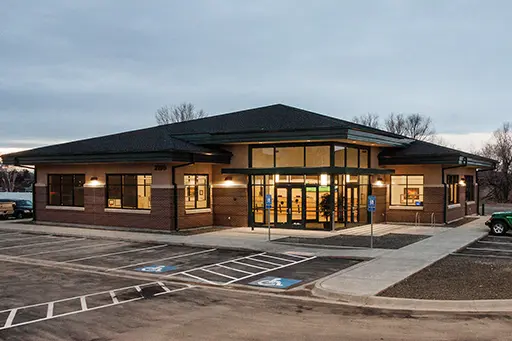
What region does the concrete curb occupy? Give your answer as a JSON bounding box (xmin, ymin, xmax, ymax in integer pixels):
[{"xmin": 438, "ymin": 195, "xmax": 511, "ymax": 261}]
[{"xmin": 312, "ymin": 283, "xmax": 512, "ymax": 313}]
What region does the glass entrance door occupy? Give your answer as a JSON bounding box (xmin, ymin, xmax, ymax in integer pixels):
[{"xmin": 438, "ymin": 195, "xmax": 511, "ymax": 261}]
[
  {"xmin": 275, "ymin": 185, "xmax": 304, "ymax": 228},
  {"xmin": 347, "ymin": 186, "xmax": 359, "ymax": 223}
]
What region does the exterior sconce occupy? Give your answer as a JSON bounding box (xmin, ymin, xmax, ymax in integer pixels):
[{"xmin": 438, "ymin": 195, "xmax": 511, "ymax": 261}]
[
  {"xmin": 88, "ymin": 176, "xmax": 102, "ymax": 187},
  {"xmin": 374, "ymin": 177, "xmax": 384, "ymax": 187},
  {"xmin": 320, "ymin": 174, "xmax": 328, "ymax": 186},
  {"xmin": 224, "ymin": 176, "xmax": 234, "ymax": 186},
  {"xmin": 459, "ymin": 178, "xmax": 466, "ymax": 186}
]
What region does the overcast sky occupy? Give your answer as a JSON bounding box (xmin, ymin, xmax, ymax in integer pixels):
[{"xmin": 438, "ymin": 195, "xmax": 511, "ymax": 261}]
[{"xmin": 1, "ymin": 0, "xmax": 510, "ymax": 155}]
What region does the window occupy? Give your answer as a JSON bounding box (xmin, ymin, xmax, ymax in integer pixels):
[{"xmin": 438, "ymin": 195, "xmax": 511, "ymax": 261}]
[
  {"xmin": 359, "ymin": 149, "xmax": 369, "ymax": 168},
  {"xmin": 447, "ymin": 174, "xmax": 459, "ymax": 204},
  {"xmin": 185, "ymin": 174, "xmax": 210, "ymax": 210},
  {"xmin": 334, "ymin": 145, "xmax": 345, "ymax": 167},
  {"xmin": 390, "ymin": 175, "xmax": 424, "ymax": 206},
  {"xmin": 465, "ymin": 175, "xmax": 474, "ymax": 202},
  {"xmin": 106, "ymin": 174, "xmax": 152, "ymax": 209},
  {"xmin": 275, "ymin": 147, "xmax": 304, "ymax": 167},
  {"xmin": 48, "ymin": 174, "xmax": 85, "ymax": 207},
  {"xmin": 306, "ymin": 146, "xmax": 330, "ymax": 167},
  {"xmin": 252, "ymin": 147, "xmax": 274, "ymax": 167}
]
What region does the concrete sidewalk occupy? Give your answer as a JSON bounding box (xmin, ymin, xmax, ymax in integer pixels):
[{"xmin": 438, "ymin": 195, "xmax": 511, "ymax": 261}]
[{"xmin": 315, "ymin": 216, "xmax": 488, "ymax": 299}]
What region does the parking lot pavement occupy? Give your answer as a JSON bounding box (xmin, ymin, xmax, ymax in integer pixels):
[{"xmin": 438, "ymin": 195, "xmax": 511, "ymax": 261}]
[{"xmin": 453, "ymin": 234, "xmax": 512, "ymax": 259}]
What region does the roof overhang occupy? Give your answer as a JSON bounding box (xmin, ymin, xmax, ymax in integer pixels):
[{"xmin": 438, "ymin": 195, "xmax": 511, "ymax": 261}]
[
  {"xmin": 222, "ymin": 167, "xmax": 394, "ymax": 175},
  {"xmin": 379, "ymin": 154, "xmax": 496, "ymax": 168},
  {"xmin": 176, "ymin": 128, "xmax": 410, "ymax": 147},
  {"xmin": 1, "ymin": 151, "xmax": 232, "ymax": 165}
]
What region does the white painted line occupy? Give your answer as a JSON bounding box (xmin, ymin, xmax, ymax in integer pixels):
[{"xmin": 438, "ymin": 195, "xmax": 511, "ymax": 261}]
[
  {"xmin": 107, "ymin": 248, "xmax": 217, "ymax": 271},
  {"xmin": 231, "ymin": 261, "xmax": 268, "ymax": 270},
  {"xmin": 4, "ymin": 309, "xmax": 16, "ymax": 328},
  {"xmin": 109, "ymin": 291, "xmax": 119, "ymax": 304},
  {"xmin": 80, "ymin": 296, "xmax": 88, "ymax": 311},
  {"xmin": 216, "ymin": 264, "xmax": 254, "ymax": 275},
  {"xmin": 157, "ymin": 281, "xmax": 172, "ymax": 293},
  {"xmin": 245, "ymin": 256, "xmax": 282, "ymax": 266},
  {"xmin": 225, "ymin": 255, "xmax": 317, "ymax": 285},
  {"xmin": 283, "ymin": 252, "xmax": 310, "ymax": 259},
  {"xmin": 0, "ymin": 235, "xmax": 55, "ymax": 243},
  {"xmin": 0, "ymin": 238, "xmax": 85, "ymax": 250},
  {"xmin": 181, "ymin": 272, "xmax": 218, "ymax": 285},
  {"xmin": 257, "ymin": 254, "xmax": 295, "ymax": 263},
  {"xmin": 200, "ymin": 268, "xmax": 238, "ymax": 280},
  {"xmin": 46, "ymin": 302, "xmax": 54, "ymax": 318},
  {"xmin": 19, "ymin": 241, "xmax": 128, "ymax": 257},
  {"xmin": 467, "ymin": 247, "xmax": 512, "ymax": 253},
  {"xmin": 0, "ymin": 284, "xmax": 192, "ymax": 331},
  {"xmin": 452, "ymin": 252, "xmax": 512, "ymax": 260},
  {"xmin": 134, "ymin": 286, "xmax": 142, "ymax": 293},
  {"xmin": 478, "ymin": 240, "xmax": 512, "ymax": 246},
  {"xmin": 64, "ymin": 243, "xmax": 167, "ymax": 263},
  {"xmin": 0, "ymin": 232, "xmax": 22, "ymax": 237}
]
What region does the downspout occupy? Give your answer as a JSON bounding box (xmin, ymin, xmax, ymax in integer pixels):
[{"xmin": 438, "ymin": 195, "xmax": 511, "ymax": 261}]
[
  {"xmin": 171, "ymin": 161, "xmax": 194, "ymax": 232},
  {"xmin": 442, "ymin": 157, "xmax": 467, "ymax": 224}
]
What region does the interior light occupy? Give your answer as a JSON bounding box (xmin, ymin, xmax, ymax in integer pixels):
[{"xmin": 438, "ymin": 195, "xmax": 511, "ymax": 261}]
[
  {"xmin": 320, "ymin": 174, "xmax": 328, "ymax": 186},
  {"xmin": 274, "ymin": 174, "xmax": 280, "ymax": 183}
]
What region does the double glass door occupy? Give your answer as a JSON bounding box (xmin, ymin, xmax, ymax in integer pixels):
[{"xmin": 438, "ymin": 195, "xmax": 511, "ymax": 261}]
[
  {"xmin": 275, "ymin": 185, "xmax": 303, "ymax": 228},
  {"xmin": 346, "ymin": 186, "xmax": 359, "ymax": 223}
]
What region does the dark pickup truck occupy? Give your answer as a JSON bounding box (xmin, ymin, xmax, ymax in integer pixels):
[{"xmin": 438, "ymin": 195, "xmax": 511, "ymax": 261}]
[{"xmin": 0, "ymin": 199, "xmax": 33, "ymax": 219}]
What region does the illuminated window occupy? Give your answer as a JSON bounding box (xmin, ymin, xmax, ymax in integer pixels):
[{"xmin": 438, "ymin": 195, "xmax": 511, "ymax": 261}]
[
  {"xmin": 106, "ymin": 174, "xmax": 152, "ymax": 209},
  {"xmin": 390, "ymin": 175, "xmax": 424, "ymax": 206},
  {"xmin": 447, "ymin": 175, "xmax": 459, "ymax": 204},
  {"xmin": 185, "ymin": 174, "xmax": 210, "ymax": 210}
]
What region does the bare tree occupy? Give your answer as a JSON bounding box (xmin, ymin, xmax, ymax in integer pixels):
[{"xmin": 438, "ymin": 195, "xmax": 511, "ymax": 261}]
[
  {"xmin": 478, "ymin": 123, "xmax": 512, "ymax": 202},
  {"xmin": 384, "ymin": 113, "xmax": 435, "ymax": 141},
  {"xmin": 352, "ymin": 113, "xmax": 380, "ymax": 128},
  {"xmin": 155, "ymin": 102, "xmax": 207, "ymax": 125},
  {"xmin": 0, "ymin": 167, "xmax": 32, "ymax": 192}
]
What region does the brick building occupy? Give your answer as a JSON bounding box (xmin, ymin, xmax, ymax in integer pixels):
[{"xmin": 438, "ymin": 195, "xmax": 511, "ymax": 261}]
[{"xmin": 1, "ymin": 104, "xmax": 496, "ymax": 231}]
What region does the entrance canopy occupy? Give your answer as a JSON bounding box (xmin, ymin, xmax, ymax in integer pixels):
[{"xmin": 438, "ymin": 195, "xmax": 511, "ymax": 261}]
[{"xmin": 222, "ymin": 167, "xmax": 395, "ymax": 175}]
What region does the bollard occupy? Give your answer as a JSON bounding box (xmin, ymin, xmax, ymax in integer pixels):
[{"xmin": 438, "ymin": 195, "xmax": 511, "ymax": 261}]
[{"xmin": 481, "ymin": 203, "xmax": 485, "ymax": 216}]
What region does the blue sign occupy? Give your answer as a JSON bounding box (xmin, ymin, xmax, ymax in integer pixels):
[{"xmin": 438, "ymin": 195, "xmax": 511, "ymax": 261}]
[
  {"xmin": 265, "ymin": 194, "xmax": 272, "ymax": 209},
  {"xmin": 368, "ymin": 195, "xmax": 376, "ymax": 212},
  {"xmin": 249, "ymin": 276, "xmax": 301, "ymax": 289},
  {"xmin": 135, "ymin": 265, "xmax": 177, "ymax": 273}
]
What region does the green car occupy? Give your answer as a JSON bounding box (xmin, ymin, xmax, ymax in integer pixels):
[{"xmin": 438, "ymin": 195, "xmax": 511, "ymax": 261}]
[{"xmin": 485, "ymin": 212, "xmax": 512, "ymax": 235}]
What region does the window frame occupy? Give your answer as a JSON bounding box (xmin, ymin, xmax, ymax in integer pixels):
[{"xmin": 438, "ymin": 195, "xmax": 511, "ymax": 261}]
[
  {"xmin": 47, "ymin": 174, "xmax": 85, "ymax": 207},
  {"xmin": 389, "ymin": 174, "xmax": 424, "ymax": 207},
  {"xmin": 184, "ymin": 174, "xmax": 211, "ymax": 210},
  {"xmin": 105, "ymin": 174, "xmax": 152, "ymax": 210},
  {"xmin": 447, "ymin": 174, "xmax": 460, "ymax": 205}
]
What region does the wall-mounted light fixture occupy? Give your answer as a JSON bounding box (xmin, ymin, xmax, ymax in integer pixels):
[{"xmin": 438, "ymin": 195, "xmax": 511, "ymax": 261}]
[
  {"xmin": 320, "ymin": 174, "xmax": 328, "ymax": 186},
  {"xmin": 88, "ymin": 176, "xmax": 102, "ymax": 187},
  {"xmin": 374, "ymin": 177, "xmax": 384, "ymax": 187},
  {"xmin": 459, "ymin": 177, "xmax": 466, "ymax": 186},
  {"xmin": 224, "ymin": 176, "xmax": 234, "ymax": 186}
]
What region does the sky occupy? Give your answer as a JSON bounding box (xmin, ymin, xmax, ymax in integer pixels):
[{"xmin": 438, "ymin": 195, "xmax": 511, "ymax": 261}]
[{"xmin": 1, "ymin": 0, "xmax": 510, "ymax": 155}]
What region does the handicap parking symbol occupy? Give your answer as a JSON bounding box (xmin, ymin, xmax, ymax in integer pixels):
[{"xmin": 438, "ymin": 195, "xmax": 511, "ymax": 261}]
[
  {"xmin": 249, "ymin": 276, "xmax": 301, "ymax": 289},
  {"xmin": 135, "ymin": 265, "xmax": 177, "ymax": 273}
]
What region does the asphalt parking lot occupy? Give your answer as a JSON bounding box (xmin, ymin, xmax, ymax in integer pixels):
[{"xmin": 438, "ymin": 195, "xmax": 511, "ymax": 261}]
[{"xmin": 0, "ymin": 229, "xmax": 360, "ymax": 334}]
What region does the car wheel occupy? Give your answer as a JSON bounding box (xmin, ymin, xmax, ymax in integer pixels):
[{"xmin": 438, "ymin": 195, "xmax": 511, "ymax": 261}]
[
  {"xmin": 490, "ymin": 221, "xmax": 507, "ymax": 235},
  {"xmin": 15, "ymin": 212, "xmax": 24, "ymax": 219}
]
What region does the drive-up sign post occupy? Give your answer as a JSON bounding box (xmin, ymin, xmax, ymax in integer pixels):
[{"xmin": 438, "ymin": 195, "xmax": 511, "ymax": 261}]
[
  {"xmin": 265, "ymin": 194, "xmax": 272, "ymax": 241},
  {"xmin": 368, "ymin": 195, "xmax": 376, "ymax": 248}
]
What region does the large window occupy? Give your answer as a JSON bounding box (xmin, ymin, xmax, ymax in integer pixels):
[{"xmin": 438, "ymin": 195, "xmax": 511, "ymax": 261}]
[
  {"xmin": 465, "ymin": 175, "xmax": 475, "ymax": 201},
  {"xmin": 390, "ymin": 175, "xmax": 424, "ymax": 206},
  {"xmin": 106, "ymin": 174, "xmax": 152, "ymax": 210},
  {"xmin": 252, "ymin": 147, "xmax": 274, "ymax": 168},
  {"xmin": 48, "ymin": 174, "xmax": 85, "ymax": 207},
  {"xmin": 185, "ymin": 174, "xmax": 210, "ymax": 210},
  {"xmin": 275, "ymin": 147, "xmax": 304, "ymax": 167},
  {"xmin": 447, "ymin": 174, "xmax": 459, "ymax": 204},
  {"xmin": 306, "ymin": 146, "xmax": 330, "ymax": 167}
]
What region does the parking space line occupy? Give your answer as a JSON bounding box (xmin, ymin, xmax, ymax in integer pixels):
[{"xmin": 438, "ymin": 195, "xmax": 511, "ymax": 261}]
[
  {"xmin": 283, "ymin": 252, "xmax": 310, "ymax": 259},
  {"xmin": 0, "ymin": 232, "xmax": 21, "ymax": 237},
  {"xmin": 20, "ymin": 241, "xmax": 128, "ymax": 257},
  {"xmin": 231, "ymin": 261, "xmax": 267, "ymax": 270},
  {"xmin": 107, "ymin": 248, "xmax": 217, "ymax": 271},
  {"xmin": 109, "ymin": 291, "xmax": 119, "ymax": 304},
  {"xmin": 46, "ymin": 302, "xmax": 54, "ymax": 318},
  {"xmin": 225, "ymin": 255, "xmax": 317, "ymax": 285},
  {"xmin": 0, "ymin": 237, "xmax": 86, "ymax": 251},
  {"xmin": 201, "ymin": 268, "xmax": 237, "ymax": 280},
  {"xmin": 0, "ymin": 282, "xmax": 194, "ymax": 331},
  {"xmin": 157, "ymin": 281, "xmax": 172, "ymax": 293},
  {"xmin": 452, "ymin": 252, "xmax": 512, "ymax": 260},
  {"xmin": 216, "ymin": 264, "xmax": 254, "ymax": 275},
  {"xmin": 0, "ymin": 235, "xmax": 57, "ymax": 243},
  {"xmin": 245, "ymin": 256, "xmax": 283, "ymax": 266},
  {"xmin": 467, "ymin": 247, "xmax": 512, "ymax": 252},
  {"xmin": 181, "ymin": 272, "xmax": 218, "ymax": 284},
  {"xmin": 258, "ymin": 254, "xmax": 295, "ymax": 263},
  {"xmin": 478, "ymin": 240, "xmax": 512, "ymax": 246},
  {"xmin": 4, "ymin": 309, "xmax": 16, "ymax": 328},
  {"xmin": 63, "ymin": 243, "xmax": 167, "ymax": 263}
]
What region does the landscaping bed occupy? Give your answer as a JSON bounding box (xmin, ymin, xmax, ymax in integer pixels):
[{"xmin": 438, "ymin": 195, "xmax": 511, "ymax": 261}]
[
  {"xmin": 274, "ymin": 233, "xmax": 429, "ymax": 249},
  {"xmin": 379, "ymin": 254, "xmax": 512, "ymax": 300}
]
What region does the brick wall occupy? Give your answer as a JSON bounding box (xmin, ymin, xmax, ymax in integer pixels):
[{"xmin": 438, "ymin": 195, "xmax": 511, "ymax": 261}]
[
  {"xmin": 373, "ymin": 186, "xmax": 387, "ymax": 223},
  {"xmin": 386, "ymin": 187, "xmax": 445, "ymax": 224},
  {"xmin": 212, "ymin": 186, "xmax": 248, "ymax": 227},
  {"xmin": 176, "ymin": 188, "xmax": 214, "ymax": 229},
  {"xmin": 446, "ymin": 186, "xmax": 466, "ymax": 223}
]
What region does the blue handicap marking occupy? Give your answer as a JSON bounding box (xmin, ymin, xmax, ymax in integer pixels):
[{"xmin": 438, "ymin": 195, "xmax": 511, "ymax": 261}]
[
  {"xmin": 135, "ymin": 265, "xmax": 177, "ymax": 273},
  {"xmin": 265, "ymin": 194, "xmax": 272, "ymax": 209},
  {"xmin": 249, "ymin": 276, "xmax": 302, "ymax": 289},
  {"xmin": 367, "ymin": 195, "xmax": 376, "ymax": 212}
]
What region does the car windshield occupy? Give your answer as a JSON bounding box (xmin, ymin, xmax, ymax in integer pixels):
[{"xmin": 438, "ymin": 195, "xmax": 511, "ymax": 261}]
[{"xmin": 15, "ymin": 200, "xmax": 32, "ymax": 206}]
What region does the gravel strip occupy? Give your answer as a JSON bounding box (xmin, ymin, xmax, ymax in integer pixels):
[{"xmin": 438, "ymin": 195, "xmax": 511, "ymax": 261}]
[
  {"xmin": 379, "ymin": 255, "xmax": 512, "ymax": 300},
  {"xmin": 274, "ymin": 233, "xmax": 429, "ymax": 249}
]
